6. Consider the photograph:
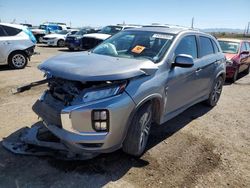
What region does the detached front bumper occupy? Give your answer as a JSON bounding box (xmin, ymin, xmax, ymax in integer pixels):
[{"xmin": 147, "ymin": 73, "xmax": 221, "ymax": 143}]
[{"xmin": 32, "ymin": 92, "xmax": 136, "ymax": 154}]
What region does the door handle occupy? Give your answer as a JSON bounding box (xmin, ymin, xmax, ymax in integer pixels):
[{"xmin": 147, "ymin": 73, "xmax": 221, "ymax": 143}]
[
  {"xmin": 3, "ymin": 41, "xmax": 10, "ymax": 45},
  {"xmin": 196, "ymin": 68, "xmax": 202, "ymax": 73}
]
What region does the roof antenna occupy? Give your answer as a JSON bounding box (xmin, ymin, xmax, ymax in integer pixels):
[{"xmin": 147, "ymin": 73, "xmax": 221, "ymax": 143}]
[{"xmin": 191, "ymin": 17, "xmax": 194, "ymax": 28}]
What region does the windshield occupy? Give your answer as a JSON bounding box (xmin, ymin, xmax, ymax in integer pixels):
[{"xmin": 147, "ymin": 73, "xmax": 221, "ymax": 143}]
[
  {"xmin": 75, "ymin": 29, "xmax": 87, "ymax": 35},
  {"xmin": 92, "ymin": 31, "xmax": 174, "ymax": 63},
  {"xmin": 98, "ymin": 26, "xmax": 122, "ymax": 35},
  {"xmin": 219, "ymin": 41, "xmax": 240, "ymax": 54},
  {"xmin": 56, "ymin": 30, "xmax": 68, "ymax": 35},
  {"xmin": 39, "ymin": 25, "xmax": 47, "ymax": 30}
]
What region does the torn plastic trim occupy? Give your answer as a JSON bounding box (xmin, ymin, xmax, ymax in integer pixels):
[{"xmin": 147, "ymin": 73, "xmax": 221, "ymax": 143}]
[{"xmin": 2, "ymin": 122, "xmax": 98, "ymax": 160}]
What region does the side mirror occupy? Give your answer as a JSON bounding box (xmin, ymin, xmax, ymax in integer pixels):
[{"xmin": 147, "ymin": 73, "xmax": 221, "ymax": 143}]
[
  {"xmin": 240, "ymin": 51, "xmax": 249, "ymax": 55},
  {"xmin": 173, "ymin": 54, "xmax": 194, "ymax": 68}
]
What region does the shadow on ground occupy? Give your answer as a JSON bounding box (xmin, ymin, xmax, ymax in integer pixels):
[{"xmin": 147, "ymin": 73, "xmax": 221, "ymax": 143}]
[{"xmin": 0, "ymin": 103, "xmax": 212, "ymax": 188}]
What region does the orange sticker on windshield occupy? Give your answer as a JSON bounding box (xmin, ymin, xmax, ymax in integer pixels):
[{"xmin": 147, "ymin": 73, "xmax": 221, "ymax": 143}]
[{"xmin": 131, "ymin": 45, "xmax": 145, "ymax": 54}]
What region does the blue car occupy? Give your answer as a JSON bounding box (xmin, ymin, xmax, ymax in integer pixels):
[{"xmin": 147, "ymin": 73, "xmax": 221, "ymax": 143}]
[{"xmin": 65, "ymin": 28, "xmax": 97, "ymax": 50}]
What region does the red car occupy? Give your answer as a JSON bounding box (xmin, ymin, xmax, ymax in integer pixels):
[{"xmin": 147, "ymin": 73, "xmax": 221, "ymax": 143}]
[{"xmin": 218, "ymin": 38, "xmax": 250, "ymax": 82}]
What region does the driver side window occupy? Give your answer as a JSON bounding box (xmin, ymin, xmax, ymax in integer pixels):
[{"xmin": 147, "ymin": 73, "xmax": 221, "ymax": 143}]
[{"xmin": 175, "ymin": 35, "xmax": 198, "ymax": 59}]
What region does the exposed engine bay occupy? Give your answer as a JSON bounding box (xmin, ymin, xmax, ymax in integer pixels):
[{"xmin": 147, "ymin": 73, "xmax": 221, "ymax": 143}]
[{"xmin": 3, "ymin": 76, "xmax": 128, "ymax": 160}]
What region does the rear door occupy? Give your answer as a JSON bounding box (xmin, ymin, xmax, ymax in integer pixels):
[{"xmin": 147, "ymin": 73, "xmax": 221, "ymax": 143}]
[
  {"xmin": 239, "ymin": 42, "xmax": 249, "ymax": 72},
  {"xmin": 0, "ymin": 25, "xmax": 11, "ymax": 64},
  {"xmin": 194, "ymin": 36, "xmax": 222, "ymax": 97},
  {"xmin": 240, "ymin": 42, "xmax": 250, "ymax": 69},
  {"xmin": 0, "ymin": 25, "xmax": 23, "ymax": 64}
]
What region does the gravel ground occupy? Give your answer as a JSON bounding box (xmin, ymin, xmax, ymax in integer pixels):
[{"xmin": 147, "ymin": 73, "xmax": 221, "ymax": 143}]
[{"xmin": 0, "ymin": 45, "xmax": 249, "ymax": 188}]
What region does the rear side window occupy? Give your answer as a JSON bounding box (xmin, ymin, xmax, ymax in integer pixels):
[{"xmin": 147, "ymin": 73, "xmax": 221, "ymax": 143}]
[
  {"xmin": 175, "ymin": 35, "xmax": 198, "ymax": 59},
  {"xmin": 2, "ymin": 25, "xmax": 21, "ymax": 36},
  {"xmin": 199, "ymin": 36, "xmax": 214, "ymax": 57},
  {"xmin": 212, "ymin": 40, "xmax": 220, "ymax": 53},
  {"xmin": 240, "ymin": 42, "xmax": 247, "ymax": 52},
  {"xmin": 0, "ymin": 26, "xmax": 7, "ymax": 36},
  {"xmin": 244, "ymin": 42, "xmax": 250, "ymax": 51}
]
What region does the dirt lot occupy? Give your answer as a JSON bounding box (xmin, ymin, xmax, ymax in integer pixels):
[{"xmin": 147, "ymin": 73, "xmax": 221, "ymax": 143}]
[{"xmin": 0, "ymin": 45, "xmax": 249, "ymax": 188}]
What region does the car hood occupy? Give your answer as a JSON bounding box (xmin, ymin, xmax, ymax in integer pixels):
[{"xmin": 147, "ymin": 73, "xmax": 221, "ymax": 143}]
[
  {"xmin": 39, "ymin": 52, "xmax": 158, "ymax": 82},
  {"xmin": 83, "ymin": 33, "xmax": 111, "ymax": 40},
  {"xmin": 224, "ymin": 53, "xmax": 237, "ymax": 60},
  {"xmin": 44, "ymin": 33, "xmax": 65, "ymax": 38},
  {"xmin": 31, "ymin": 28, "xmax": 46, "ymax": 34},
  {"xmin": 67, "ymin": 34, "xmax": 82, "ymax": 38}
]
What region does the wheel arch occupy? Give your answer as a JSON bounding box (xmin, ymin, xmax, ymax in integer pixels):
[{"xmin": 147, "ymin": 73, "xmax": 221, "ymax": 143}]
[
  {"xmin": 8, "ymin": 50, "xmax": 28, "ymax": 62},
  {"xmin": 124, "ymin": 93, "xmax": 163, "ymax": 139}
]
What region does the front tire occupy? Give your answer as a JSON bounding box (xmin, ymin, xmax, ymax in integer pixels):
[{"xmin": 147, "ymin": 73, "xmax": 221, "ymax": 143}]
[
  {"xmin": 244, "ymin": 65, "xmax": 250, "ymax": 74},
  {"xmin": 205, "ymin": 76, "xmax": 224, "ymax": 107},
  {"xmin": 123, "ymin": 103, "xmax": 153, "ymax": 157},
  {"xmin": 57, "ymin": 39, "xmax": 65, "ymax": 47},
  {"xmin": 8, "ymin": 51, "xmax": 28, "ymax": 69},
  {"xmin": 232, "ymin": 68, "xmax": 239, "ymax": 83}
]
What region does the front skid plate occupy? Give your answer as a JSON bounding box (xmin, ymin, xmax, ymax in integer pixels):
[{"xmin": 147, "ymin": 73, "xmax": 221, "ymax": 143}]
[{"xmin": 2, "ymin": 122, "xmax": 97, "ymax": 160}]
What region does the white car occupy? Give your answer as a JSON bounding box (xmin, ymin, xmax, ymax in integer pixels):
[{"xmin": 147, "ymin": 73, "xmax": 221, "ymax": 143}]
[
  {"xmin": 42, "ymin": 30, "xmax": 78, "ymax": 47},
  {"xmin": 0, "ymin": 23, "xmax": 36, "ymax": 69},
  {"xmin": 81, "ymin": 25, "xmax": 140, "ymax": 50}
]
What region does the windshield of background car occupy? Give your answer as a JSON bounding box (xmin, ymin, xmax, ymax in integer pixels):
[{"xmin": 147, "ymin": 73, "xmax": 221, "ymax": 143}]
[
  {"xmin": 56, "ymin": 30, "xmax": 68, "ymax": 34},
  {"xmin": 218, "ymin": 41, "xmax": 239, "ymax": 54},
  {"xmin": 39, "ymin": 25, "xmax": 46, "ymax": 30},
  {"xmin": 92, "ymin": 30, "xmax": 174, "ymax": 63},
  {"xmin": 99, "ymin": 26, "xmax": 122, "ymax": 35},
  {"xmin": 75, "ymin": 29, "xmax": 87, "ymax": 35}
]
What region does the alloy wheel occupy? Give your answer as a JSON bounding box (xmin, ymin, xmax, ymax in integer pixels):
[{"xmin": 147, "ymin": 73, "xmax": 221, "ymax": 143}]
[{"xmin": 12, "ymin": 54, "xmax": 26, "ymax": 68}]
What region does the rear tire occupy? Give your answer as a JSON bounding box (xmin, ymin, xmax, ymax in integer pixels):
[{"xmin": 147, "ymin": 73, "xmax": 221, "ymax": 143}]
[
  {"xmin": 205, "ymin": 76, "xmax": 224, "ymax": 107},
  {"xmin": 8, "ymin": 51, "xmax": 28, "ymax": 69},
  {"xmin": 123, "ymin": 102, "xmax": 152, "ymax": 157},
  {"xmin": 37, "ymin": 36, "xmax": 43, "ymax": 43}
]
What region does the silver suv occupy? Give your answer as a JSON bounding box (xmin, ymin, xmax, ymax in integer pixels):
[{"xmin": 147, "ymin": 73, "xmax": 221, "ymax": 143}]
[{"xmin": 31, "ymin": 27, "xmax": 226, "ymax": 157}]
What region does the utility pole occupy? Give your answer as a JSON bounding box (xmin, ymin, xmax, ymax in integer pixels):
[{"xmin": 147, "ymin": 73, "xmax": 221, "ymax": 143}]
[
  {"xmin": 247, "ymin": 22, "xmax": 250, "ymax": 34},
  {"xmin": 191, "ymin": 17, "xmax": 194, "ymax": 28}
]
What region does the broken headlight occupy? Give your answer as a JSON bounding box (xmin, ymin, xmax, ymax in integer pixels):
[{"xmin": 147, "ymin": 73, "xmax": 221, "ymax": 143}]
[
  {"xmin": 82, "ymin": 82, "xmax": 127, "ymax": 103},
  {"xmin": 226, "ymin": 60, "xmax": 233, "ymax": 66}
]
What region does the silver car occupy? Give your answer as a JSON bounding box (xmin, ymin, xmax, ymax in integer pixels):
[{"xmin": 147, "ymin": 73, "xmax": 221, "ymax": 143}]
[{"xmin": 28, "ymin": 27, "xmax": 226, "ymax": 157}]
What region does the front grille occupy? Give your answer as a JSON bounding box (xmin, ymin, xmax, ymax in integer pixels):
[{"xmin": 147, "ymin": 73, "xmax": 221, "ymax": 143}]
[
  {"xmin": 82, "ymin": 38, "xmax": 103, "ymax": 50},
  {"xmin": 32, "ymin": 93, "xmax": 65, "ymax": 127}
]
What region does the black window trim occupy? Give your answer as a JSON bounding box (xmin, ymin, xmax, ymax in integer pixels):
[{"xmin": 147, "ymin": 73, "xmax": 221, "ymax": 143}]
[
  {"xmin": 0, "ymin": 25, "xmax": 8, "ymax": 37},
  {"xmin": 174, "ymin": 34, "xmax": 199, "ymax": 60},
  {"xmin": 198, "ymin": 35, "xmax": 215, "ymax": 58}
]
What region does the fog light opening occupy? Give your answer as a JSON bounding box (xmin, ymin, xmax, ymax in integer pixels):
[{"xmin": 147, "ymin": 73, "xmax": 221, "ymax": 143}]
[{"xmin": 92, "ymin": 110, "xmax": 109, "ymax": 132}]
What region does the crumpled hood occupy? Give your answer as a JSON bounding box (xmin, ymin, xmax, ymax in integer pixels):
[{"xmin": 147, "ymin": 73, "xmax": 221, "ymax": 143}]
[
  {"xmin": 224, "ymin": 53, "xmax": 237, "ymax": 60},
  {"xmin": 38, "ymin": 52, "xmax": 158, "ymax": 82}
]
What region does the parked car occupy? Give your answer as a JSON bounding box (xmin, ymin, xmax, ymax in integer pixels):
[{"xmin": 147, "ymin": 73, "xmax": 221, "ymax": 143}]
[
  {"xmin": 218, "ymin": 38, "xmax": 250, "ymax": 82},
  {"xmin": 65, "ymin": 28, "xmax": 98, "ymax": 50},
  {"xmin": 42, "ymin": 30, "xmax": 78, "ymax": 47},
  {"xmin": 0, "ymin": 23, "xmax": 36, "ymax": 69},
  {"xmin": 27, "ymin": 26, "xmax": 225, "ymax": 158},
  {"xmin": 32, "ymin": 23, "xmax": 68, "ymax": 43},
  {"xmin": 79, "ymin": 24, "xmax": 140, "ymax": 50}
]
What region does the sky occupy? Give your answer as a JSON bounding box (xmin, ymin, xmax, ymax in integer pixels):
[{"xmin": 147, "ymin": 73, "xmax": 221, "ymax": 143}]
[{"xmin": 0, "ymin": 0, "xmax": 249, "ymax": 29}]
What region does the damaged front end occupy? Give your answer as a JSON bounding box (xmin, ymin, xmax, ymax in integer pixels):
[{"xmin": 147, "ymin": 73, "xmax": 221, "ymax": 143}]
[{"xmin": 3, "ymin": 77, "xmax": 131, "ymax": 160}]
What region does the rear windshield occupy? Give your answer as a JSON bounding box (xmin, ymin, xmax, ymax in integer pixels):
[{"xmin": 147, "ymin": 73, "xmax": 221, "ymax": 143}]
[{"xmin": 218, "ymin": 41, "xmax": 239, "ymax": 54}]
